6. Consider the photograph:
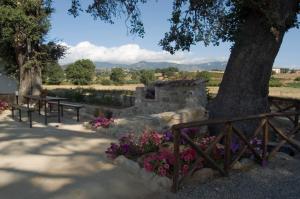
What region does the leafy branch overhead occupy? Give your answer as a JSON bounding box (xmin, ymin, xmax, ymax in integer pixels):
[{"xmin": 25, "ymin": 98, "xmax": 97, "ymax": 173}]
[{"xmin": 68, "ymin": 0, "xmax": 299, "ymax": 54}]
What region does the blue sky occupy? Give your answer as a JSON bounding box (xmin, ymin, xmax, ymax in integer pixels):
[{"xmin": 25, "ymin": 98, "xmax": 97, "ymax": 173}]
[{"xmin": 48, "ymin": 1, "xmax": 300, "ymax": 68}]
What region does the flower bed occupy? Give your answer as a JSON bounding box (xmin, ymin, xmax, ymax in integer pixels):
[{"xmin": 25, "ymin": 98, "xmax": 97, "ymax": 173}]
[
  {"xmin": 105, "ymin": 129, "xmax": 225, "ymax": 178},
  {"xmin": 0, "ymin": 100, "xmax": 8, "ymax": 114},
  {"xmin": 84, "ymin": 116, "xmax": 114, "ymax": 129},
  {"xmin": 106, "ymin": 129, "xmax": 264, "ymax": 186}
]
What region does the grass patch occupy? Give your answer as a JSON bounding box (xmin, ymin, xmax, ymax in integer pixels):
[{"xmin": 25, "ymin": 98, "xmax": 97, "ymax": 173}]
[{"xmin": 286, "ymin": 82, "xmax": 300, "ymax": 88}]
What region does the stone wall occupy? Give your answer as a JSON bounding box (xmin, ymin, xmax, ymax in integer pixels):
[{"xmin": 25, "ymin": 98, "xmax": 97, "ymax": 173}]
[{"xmin": 127, "ymin": 79, "xmax": 207, "ymax": 116}]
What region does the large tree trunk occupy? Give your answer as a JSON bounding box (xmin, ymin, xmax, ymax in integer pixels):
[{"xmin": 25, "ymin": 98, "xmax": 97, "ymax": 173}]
[
  {"xmin": 208, "ymin": 1, "xmax": 297, "ymax": 135},
  {"xmin": 16, "ymin": 49, "xmax": 42, "ymax": 103}
]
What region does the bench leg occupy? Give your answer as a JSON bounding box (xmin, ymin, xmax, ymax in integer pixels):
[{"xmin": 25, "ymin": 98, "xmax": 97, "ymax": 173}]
[
  {"xmin": 12, "ymin": 107, "xmax": 14, "ymax": 118},
  {"xmin": 76, "ymin": 108, "xmax": 80, "ymax": 122},
  {"xmin": 28, "ymin": 111, "xmax": 32, "ymax": 128},
  {"xmin": 44, "ymin": 101, "xmax": 47, "ymax": 125},
  {"xmin": 19, "ymin": 109, "xmax": 22, "ymax": 122},
  {"xmin": 61, "ymin": 105, "xmax": 64, "ymax": 117},
  {"xmin": 49, "ymin": 103, "xmax": 52, "ymax": 112}
]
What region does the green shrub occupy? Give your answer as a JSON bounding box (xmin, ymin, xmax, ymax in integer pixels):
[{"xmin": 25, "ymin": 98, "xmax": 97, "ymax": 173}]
[
  {"xmin": 207, "ymin": 79, "xmax": 221, "ymax": 86},
  {"xmin": 196, "ymin": 71, "xmax": 212, "ymax": 81},
  {"xmin": 140, "ymin": 69, "xmax": 155, "ymax": 85},
  {"xmin": 110, "ymin": 68, "xmax": 126, "ymax": 84},
  {"xmin": 286, "ymin": 82, "xmax": 300, "ymax": 88},
  {"xmin": 294, "ymin": 77, "xmax": 300, "ymax": 81},
  {"xmin": 269, "ymin": 76, "xmax": 283, "ymax": 87},
  {"xmin": 65, "ymin": 59, "xmax": 95, "ymax": 85},
  {"xmin": 101, "ymin": 79, "xmax": 113, "ymax": 85},
  {"xmin": 43, "ymin": 63, "xmax": 65, "ymax": 85},
  {"xmin": 124, "ymin": 79, "xmax": 141, "ymax": 84},
  {"xmin": 48, "ymin": 88, "xmax": 134, "ymax": 107}
]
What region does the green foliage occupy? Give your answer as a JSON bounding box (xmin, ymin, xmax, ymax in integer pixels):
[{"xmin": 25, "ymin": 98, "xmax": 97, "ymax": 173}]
[
  {"xmin": 0, "ymin": 0, "xmax": 65, "ymax": 83},
  {"xmin": 140, "ymin": 69, "xmax": 155, "ymax": 85},
  {"xmin": 206, "ymin": 79, "xmax": 221, "ymax": 87},
  {"xmin": 269, "ymin": 76, "xmax": 283, "ymax": 87},
  {"xmin": 196, "ymin": 71, "xmax": 212, "ymax": 82},
  {"xmin": 42, "ymin": 63, "xmax": 65, "ymax": 85},
  {"xmin": 48, "ymin": 88, "xmax": 135, "ymax": 107},
  {"xmin": 110, "ymin": 68, "xmax": 126, "ymax": 84},
  {"xmin": 294, "ymin": 77, "xmax": 300, "ymax": 81},
  {"xmin": 65, "ymin": 59, "xmax": 95, "ymax": 85},
  {"xmin": 155, "ymin": 67, "xmax": 179, "ymax": 77},
  {"xmin": 69, "ymin": 1, "xmax": 299, "ymax": 54},
  {"xmin": 130, "ymin": 70, "xmax": 141, "ymax": 81},
  {"xmin": 101, "ymin": 79, "xmax": 113, "ymax": 85},
  {"xmin": 286, "ymin": 82, "xmax": 300, "ymax": 88},
  {"xmin": 177, "ymin": 71, "xmax": 196, "ymax": 79}
]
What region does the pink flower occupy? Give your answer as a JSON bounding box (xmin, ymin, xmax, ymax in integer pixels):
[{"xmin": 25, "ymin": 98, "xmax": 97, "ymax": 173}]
[
  {"xmin": 159, "ymin": 168, "xmax": 167, "ymax": 176},
  {"xmin": 164, "ymin": 164, "xmax": 170, "ymax": 169},
  {"xmin": 182, "ymin": 164, "xmax": 189, "ymax": 175}
]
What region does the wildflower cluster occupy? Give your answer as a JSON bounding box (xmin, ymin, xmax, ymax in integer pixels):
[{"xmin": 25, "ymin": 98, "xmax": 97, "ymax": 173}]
[
  {"xmin": 139, "ymin": 130, "xmax": 162, "ymax": 153},
  {"xmin": 143, "ymin": 149, "xmax": 175, "ymax": 177},
  {"xmin": 90, "ymin": 117, "xmax": 114, "ymax": 128},
  {"xmin": 105, "ymin": 134, "xmax": 141, "ymax": 159},
  {"xmin": 105, "ymin": 129, "xmax": 225, "ymax": 178}
]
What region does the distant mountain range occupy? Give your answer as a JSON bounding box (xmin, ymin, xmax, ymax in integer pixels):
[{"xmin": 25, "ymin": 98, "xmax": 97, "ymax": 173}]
[{"xmin": 93, "ymin": 61, "xmax": 227, "ymax": 71}]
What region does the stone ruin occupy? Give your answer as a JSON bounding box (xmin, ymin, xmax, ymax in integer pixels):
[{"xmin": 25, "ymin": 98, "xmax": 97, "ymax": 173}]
[
  {"xmin": 127, "ymin": 78, "xmax": 208, "ymax": 115},
  {"xmin": 93, "ymin": 79, "xmax": 209, "ymax": 136}
]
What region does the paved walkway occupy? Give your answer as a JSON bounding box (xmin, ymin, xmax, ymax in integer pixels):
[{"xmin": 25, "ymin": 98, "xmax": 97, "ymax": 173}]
[{"xmin": 0, "ymin": 111, "xmax": 167, "ymax": 199}]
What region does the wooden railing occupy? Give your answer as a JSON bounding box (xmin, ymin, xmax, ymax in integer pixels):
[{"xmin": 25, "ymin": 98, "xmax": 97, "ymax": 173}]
[
  {"xmin": 268, "ymin": 96, "xmax": 300, "ymax": 126},
  {"xmin": 171, "ymin": 109, "xmax": 300, "ymax": 192}
]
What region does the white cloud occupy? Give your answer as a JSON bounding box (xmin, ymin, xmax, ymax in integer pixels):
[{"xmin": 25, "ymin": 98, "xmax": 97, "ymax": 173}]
[{"xmin": 59, "ymin": 41, "xmax": 226, "ymax": 65}]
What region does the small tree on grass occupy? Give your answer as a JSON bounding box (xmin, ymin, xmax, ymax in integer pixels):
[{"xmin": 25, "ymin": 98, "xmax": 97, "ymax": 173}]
[
  {"xmin": 42, "ymin": 63, "xmax": 65, "ymax": 85},
  {"xmin": 140, "ymin": 69, "xmax": 155, "ymax": 86},
  {"xmin": 65, "ymin": 59, "xmax": 95, "ymax": 85},
  {"xmin": 110, "ymin": 68, "xmax": 126, "ymax": 85},
  {"xmin": 196, "ymin": 71, "xmax": 212, "ymax": 82}
]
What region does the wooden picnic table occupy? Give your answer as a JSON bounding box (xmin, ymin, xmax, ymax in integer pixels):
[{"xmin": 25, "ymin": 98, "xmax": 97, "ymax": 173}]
[{"xmin": 24, "ymin": 95, "xmax": 68, "ymax": 125}]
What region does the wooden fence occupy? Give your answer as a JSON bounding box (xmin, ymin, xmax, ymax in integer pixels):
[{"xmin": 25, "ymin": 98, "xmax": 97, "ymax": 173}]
[{"xmin": 171, "ymin": 96, "xmax": 300, "ymax": 192}]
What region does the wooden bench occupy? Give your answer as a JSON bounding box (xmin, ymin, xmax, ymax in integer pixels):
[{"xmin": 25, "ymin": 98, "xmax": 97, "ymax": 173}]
[
  {"xmin": 48, "ymin": 101, "xmax": 83, "ymax": 122},
  {"xmin": 11, "ymin": 104, "xmax": 35, "ymax": 128}
]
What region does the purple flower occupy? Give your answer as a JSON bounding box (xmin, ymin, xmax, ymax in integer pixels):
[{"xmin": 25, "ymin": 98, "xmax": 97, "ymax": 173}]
[
  {"xmin": 120, "ymin": 144, "xmax": 130, "ymax": 154},
  {"xmin": 231, "ymin": 142, "xmax": 240, "ymax": 153},
  {"xmin": 163, "ymin": 130, "xmax": 173, "ymax": 142}
]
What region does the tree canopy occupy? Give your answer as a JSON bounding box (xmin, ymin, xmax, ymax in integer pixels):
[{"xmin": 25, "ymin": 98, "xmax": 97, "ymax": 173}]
[
  {"xmin": 68, "ymin": 0, "xmax": 299, "ymax": 54},
  {"xmin": 65, "ymin": 59, "xmax": 96, "ymax": 85}
]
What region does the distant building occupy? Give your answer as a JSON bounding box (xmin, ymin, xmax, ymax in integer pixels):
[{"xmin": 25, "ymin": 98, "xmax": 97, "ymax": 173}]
[{"xmin": 272, "ymin": 68, "xmax": 281, "ymax": 74}]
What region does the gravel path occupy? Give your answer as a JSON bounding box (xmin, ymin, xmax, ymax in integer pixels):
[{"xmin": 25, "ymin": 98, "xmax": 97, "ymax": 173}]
[{"xmin": 176, "ymin": 153, "xmax": 300, "ymax": 199}]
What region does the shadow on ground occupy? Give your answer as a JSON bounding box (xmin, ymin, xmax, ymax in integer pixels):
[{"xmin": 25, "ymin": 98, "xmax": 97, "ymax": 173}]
[{"xmin": 0, "ymin": 111, "xmax": 167, "ymax": 199}]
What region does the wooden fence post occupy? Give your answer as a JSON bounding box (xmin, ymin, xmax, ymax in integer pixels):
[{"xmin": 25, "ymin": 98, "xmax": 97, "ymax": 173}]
[
  {"xmin": 172, "ymin": 128, "xmax": 180, "ymax": 193},
  {"xmin": 262, "ymin": 118, "xmax": 269, "ymax": 165},
  {"xmin": 294, "ymin": 102, "xmax": 300, "ymax": 127},
  {"xmin": 224, "ymin": 122, "xmax": 232, "ymax": 176}
]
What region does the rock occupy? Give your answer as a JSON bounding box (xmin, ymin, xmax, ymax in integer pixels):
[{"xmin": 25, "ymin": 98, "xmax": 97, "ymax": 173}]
[
  {"xmin": 140, "ymin": 168, "xmax": 156, "ymax": 181},
  {"xmin": 150, "ymin": 175, "xmax": 172, "ymax": 191},
  {"xmin": 151, "ymin": 106, "xmax": 208, "ymax": 129},
  {"xmin": 83, "ymin": 122, "xmax": 92, "ymax": 129},
  {"xmin": 239, "ymin": 158, "xmax": 256, "ymax": 170},
  {"xmin": 114, "ymin": 155, "xmax": 140, "ymax": 175},
  {"xmin": 184, "ymin": 168, "xmax": 215, "ymax": 185},
  {"xmin": 273, "ymin": 152, "xmax": 293, "ymax": 161},
  {"xmin": 232, "ymin": 161, "xmax": 242, "ymax": 170}
]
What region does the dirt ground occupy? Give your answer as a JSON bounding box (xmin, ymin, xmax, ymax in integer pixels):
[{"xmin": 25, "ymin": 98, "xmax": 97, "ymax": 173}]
[{"xmin": 0, "ymin": 111, "xmax": 169, "ymax": 199}]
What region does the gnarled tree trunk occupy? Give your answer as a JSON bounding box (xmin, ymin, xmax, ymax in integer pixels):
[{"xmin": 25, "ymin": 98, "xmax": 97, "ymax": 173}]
[
  {"xmin": 208, "ymin": 1, "xmax": 298, "ymax": 135},
  {"xmin": 16, "ymin": 49, "xmax": 42, "ymax": 103}
]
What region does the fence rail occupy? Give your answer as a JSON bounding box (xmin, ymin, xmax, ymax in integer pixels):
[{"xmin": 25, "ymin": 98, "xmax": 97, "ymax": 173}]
[{"xmin": 171, "ymin": 96, "xmax": 300, "ymax": 192}]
